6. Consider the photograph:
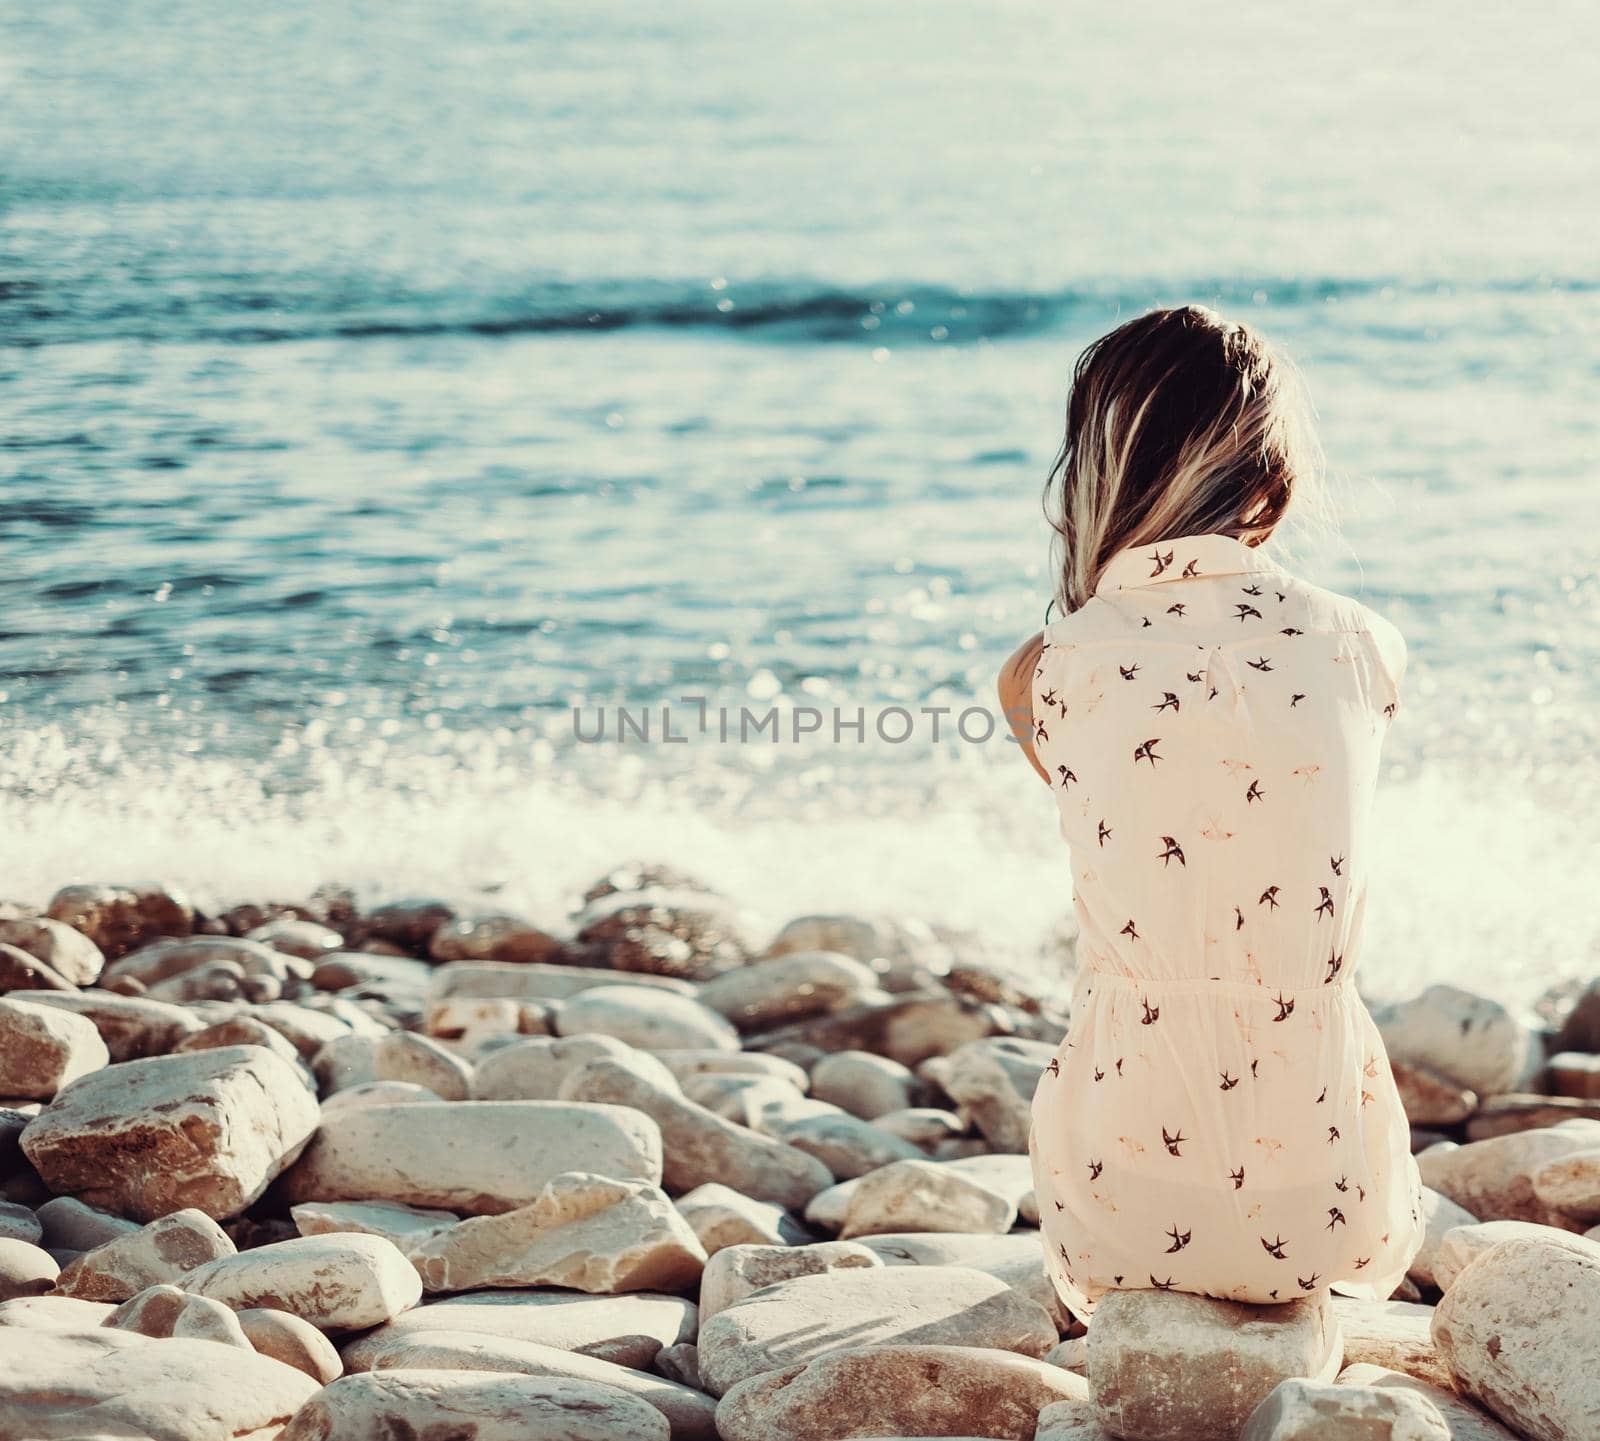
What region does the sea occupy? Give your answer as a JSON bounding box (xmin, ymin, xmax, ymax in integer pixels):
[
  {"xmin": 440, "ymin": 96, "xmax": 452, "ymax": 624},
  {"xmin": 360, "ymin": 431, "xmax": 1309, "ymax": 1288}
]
[{"xmin": 2, "ymin": 2, "xmax": 1596, "ymax": 1010}]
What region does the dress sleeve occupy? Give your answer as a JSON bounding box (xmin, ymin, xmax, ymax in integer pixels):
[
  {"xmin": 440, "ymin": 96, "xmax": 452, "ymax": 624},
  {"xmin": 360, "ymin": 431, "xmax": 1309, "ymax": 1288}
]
[
  {"xmin": 1366, "ymin": 612, "xmax": 1408, "ymax": 722},
  {"xmin": 1030, "ymin": 635, "xmax": 1071, "ymax": 776}
]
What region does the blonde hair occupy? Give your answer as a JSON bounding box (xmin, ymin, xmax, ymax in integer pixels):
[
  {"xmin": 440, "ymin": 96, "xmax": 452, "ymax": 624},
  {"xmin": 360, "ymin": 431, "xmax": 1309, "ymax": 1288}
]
[{"xmin": 1045, "ymin": 305, "xmax": 1329, "ymax": 612}]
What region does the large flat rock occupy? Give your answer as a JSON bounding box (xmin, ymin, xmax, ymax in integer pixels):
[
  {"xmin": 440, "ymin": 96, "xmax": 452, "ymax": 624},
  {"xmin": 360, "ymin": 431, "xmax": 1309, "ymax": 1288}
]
[
  {"xmin": 713, "ymin": 1343, "xmax": 1088, "ymax": 1441},
  {"xmin": 279, "ymin": 1100, "xmax": 662, "ymax": 1214},
  {"xmin": 697, "ymin": 1262, "xmax": 1057, "ymax": 1397},
  {"xmin": 1431, "ymin": 1235, "xmax": 1600, "ymax": 1441},
  {"xmin": 1088, "ymin": 1289, "xmax": 1343, "ymax": 1441},
  {"xmin": 21, "ymin": 1045, "xmax": 319, "ymax": 1221},
  {"xmin": 0, "ymin": 1325, "xmax": 318, "ymax": 1440},
  {"xmin": 342, "ymin": 1289, "xmax": 698, "ymax": 1373},
  {"xmin": 279, "ymin": 1369, "xmax": 670, "ymax": 1441}
]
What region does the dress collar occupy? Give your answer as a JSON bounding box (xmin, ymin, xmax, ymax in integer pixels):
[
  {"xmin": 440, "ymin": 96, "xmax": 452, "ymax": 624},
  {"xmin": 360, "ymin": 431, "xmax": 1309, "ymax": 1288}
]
[{"xmin": 1093, "ymin": 531, "xmax": 1287, "ymax": 598}]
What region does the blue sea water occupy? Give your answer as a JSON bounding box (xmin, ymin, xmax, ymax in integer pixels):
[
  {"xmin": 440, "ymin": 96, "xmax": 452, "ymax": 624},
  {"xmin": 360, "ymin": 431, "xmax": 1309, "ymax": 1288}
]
[{"xmin": 2, "ymin": 2, "xmax": 1597, "ymax": 1004}]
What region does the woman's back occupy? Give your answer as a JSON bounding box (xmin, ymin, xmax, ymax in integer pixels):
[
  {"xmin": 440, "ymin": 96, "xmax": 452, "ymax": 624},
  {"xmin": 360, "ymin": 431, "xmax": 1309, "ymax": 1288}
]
[
  {"xmin": 1031, "ymin": 529, "xmax": 1406, "ymax": 995},
  {"xmin": 1026, "ymin": 530, "xmax": 1425, "ymax": 1314}
]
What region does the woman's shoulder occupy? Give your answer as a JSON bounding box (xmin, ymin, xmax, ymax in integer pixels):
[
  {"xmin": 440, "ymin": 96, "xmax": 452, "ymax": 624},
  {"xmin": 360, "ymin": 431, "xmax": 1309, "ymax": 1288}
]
[{"xmin": 1283, "ymin": 574, "xmax": 1408, "ymax": 687}]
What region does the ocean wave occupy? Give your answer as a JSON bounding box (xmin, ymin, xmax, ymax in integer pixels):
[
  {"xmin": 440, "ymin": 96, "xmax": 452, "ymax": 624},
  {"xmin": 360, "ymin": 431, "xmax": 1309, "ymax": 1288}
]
[{"xmin": 5, "ymin": 273, "xmax": 1575, "ymax": 349}]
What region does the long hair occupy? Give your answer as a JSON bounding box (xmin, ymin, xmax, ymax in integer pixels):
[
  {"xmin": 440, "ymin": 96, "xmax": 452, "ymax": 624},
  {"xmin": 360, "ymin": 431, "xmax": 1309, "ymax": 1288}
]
[{"xmin": 1045, "ymin": 306, "xmax": 1328, "ymax": 612}]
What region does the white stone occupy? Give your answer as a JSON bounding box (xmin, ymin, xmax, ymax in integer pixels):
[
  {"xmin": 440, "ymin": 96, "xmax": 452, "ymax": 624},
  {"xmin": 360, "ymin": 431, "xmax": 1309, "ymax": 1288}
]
[
  {"xmin": 247, "ymin": 918, "xmax": 345, "ymax": 959},
  {"xmin": 1409, "ymin": 1187, "xmax": 1478, "ymax": 1288},
  {"xmin": 775, "ymin": 1108, "xmax": 925, "ymax": 1179},
  {"xmin": 0, "ymin": 998, "xmax": 109, "ymax": 1100},
  {"xmin": 0, "ymin": 1239, "xmax": 57, "ymax": 1301},
  {"xmin": 696, "ymin": 951, "xmax": 877, "ymax": 1030},
  {"xmin": 858, "ymin": 1230, "xmax": 1067, "ymax": 1330},
  {"xmin": 181, "ymin": 1233, "xmax": 423, "ymax": 1329},
  {"xmin": 698, "ymin": 1240, "xmax": 882, "ymax": 1320},
  {"xmin": 0, "ymin": 1293, "xmax": 115, "ymax": 1330},
  {"xmin": 55, "ymin": 1208, "xmax": 235, "ymax": 1302},
  {"xmin": 1330, "ymin": 1296, "xmax": 1451, "ymax": 1388},
  {"xmin": 921, "ymin": 1037, "xmax": 1048, "ymax": 1152},
  {"xmin": 558, "ymin": 1058, "xmax": 832, "ymax": 1210},
  {"xmin": 236, "ymin": 1306, "xmax": 344, "ymax": 1384},
  {"xmin": 1239, "ymin": 1376, "xmax": 1451, "ymax": 1440},
  {"xmin": 407, "ymin": 1171, "xmax": 707, "ymax": 1294},
  {"xmin": 1431, "ymin": 1235, "xmax": 1600, "ymax": 1441},
  {"xmin": 0, "ymin": 1325, "xmax": 320, "ymax": 1440},
  {"xmin": 105, "ymin": 1282, "xmax": 253, "ymax": 1348},
  {"xmin": 713, "ymin": 1344, "xmax": 1087, "ymax": 1441},
  {"xmin": 556, "ymin": 984, "xmax": 740, "ymax": 1052},
  {"xmin": 1088, "ymin": 1290, "xmax": 1343, "ymax": 1441},
  {"xmin": 1336, "ymin": 1363, "xmax": 1523, "ymax": 1441},
  {"xmin": 0, "ymin": 989, "xmax": 201, "ymax": 1060},
  {"xmin": 651, "ymin": 1049, "xmax": 809, "ymax": 1091},
  {"xmin": 0, "ymin": 917, "xmax": 105, "ymax": 987},
  {"xmin": 1416, "ymin": 1120, "xmax": 1600, "ymax": 1226},
  {"xmin": 1531, "ymin": 1147, "xmax": 1600, "ymax": 1222},
  {"xmin": 291, "ymin": 1198, "xmax": 458, "ymax": 1250},
  {"xmin": 1373, "ymin": 985, "xmax": 1537, "ymax": 1097},
  {"xmin": 431, "ymin": 960, "xmax": 696, "ymax": 1001},
  {"xmin": 840, "ymin": 1156, "xmax": 1016, "ymax": 1239},
  {"xmin": 872, "ymin": 1106, "xmax": 968, "ymax": 1149},
  {"xmin": 363, "ymin": 1330, "xmax": 717, "ymax": 1440},
  {"xmin": 320, "ymin": 1079, "xmax": 443, "ymax": 1113},
  {"xmin": 697, "ymin": 1262, "xmax": 1057, "ymax": 1397},
  {"xmin": 280, "ymin": 1099, "xmax": 663, "ymax": 1214},
  {"xmin": 1434, "ymin": 1220, "xmax": 1600, "ymax": 1293},
  {"xmin": 472, "ymin": 1034, "xmax": 675, "ymax": 1100},
  {"xmin": 21, "ymin": 1045, "xmax": 320, "ymax": 1221},
  {"xmin": 674, "ymin": 1182, "xmax": 805, "ymax": 1253},
  {"xmin": 280, "ymin": 1369, "xmax": 671, "ymax": 1441},
  {"xmin": 343, "ymin": 1289, "xmax": 698, "ymax": 1373}
]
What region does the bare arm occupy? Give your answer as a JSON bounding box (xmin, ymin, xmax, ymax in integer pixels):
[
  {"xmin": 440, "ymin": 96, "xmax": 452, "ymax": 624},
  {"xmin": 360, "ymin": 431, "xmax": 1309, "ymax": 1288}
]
[{"xmin": 997, "ymin": 630, "xmax": 1051, "ymax": 784}]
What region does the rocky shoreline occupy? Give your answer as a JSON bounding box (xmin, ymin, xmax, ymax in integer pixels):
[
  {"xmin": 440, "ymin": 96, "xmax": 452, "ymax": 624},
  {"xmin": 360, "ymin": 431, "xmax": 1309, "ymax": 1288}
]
[{"xmin": 1, "ymin": 869, "xmax": 1598, "ymax": 1439}]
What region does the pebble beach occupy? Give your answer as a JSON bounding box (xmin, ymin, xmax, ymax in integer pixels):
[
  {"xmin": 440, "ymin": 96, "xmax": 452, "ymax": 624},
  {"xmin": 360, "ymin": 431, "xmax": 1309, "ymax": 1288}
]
[{"xmin": 3, "ymin": 869, "xmax": 1599, "ymax": 1439}]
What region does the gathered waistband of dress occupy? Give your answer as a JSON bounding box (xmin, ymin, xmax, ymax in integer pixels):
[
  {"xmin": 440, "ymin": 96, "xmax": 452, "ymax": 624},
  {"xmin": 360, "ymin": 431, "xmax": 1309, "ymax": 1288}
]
[{"xmin": 1082, "ymin": 962, "xmax": 1357, "ymax": 1000}]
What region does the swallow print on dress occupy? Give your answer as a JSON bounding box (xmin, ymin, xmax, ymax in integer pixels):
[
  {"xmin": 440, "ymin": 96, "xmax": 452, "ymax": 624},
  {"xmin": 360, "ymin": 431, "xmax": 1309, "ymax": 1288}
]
[
  {"xmin": 1028, "ymin": 535, "xmax": 1416, "ymax": 1315},
  {"xmin": 1047, "ymin": 1057, "xmax": 1061, "ymax": 1077}
]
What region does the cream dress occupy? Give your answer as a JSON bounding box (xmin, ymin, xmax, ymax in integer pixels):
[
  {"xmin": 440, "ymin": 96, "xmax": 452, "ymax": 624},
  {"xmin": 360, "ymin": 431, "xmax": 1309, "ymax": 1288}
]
[{"xmin": 1026, "ymin": 531, "xmax": 1425, "ymax": 1319}]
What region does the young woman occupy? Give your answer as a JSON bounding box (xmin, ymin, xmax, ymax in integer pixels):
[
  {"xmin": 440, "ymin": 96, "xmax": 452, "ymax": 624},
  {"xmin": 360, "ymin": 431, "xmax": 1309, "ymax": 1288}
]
[{"xmin": 998, "ymin": 306, "xmax": 1425, "ymax": 1319}]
